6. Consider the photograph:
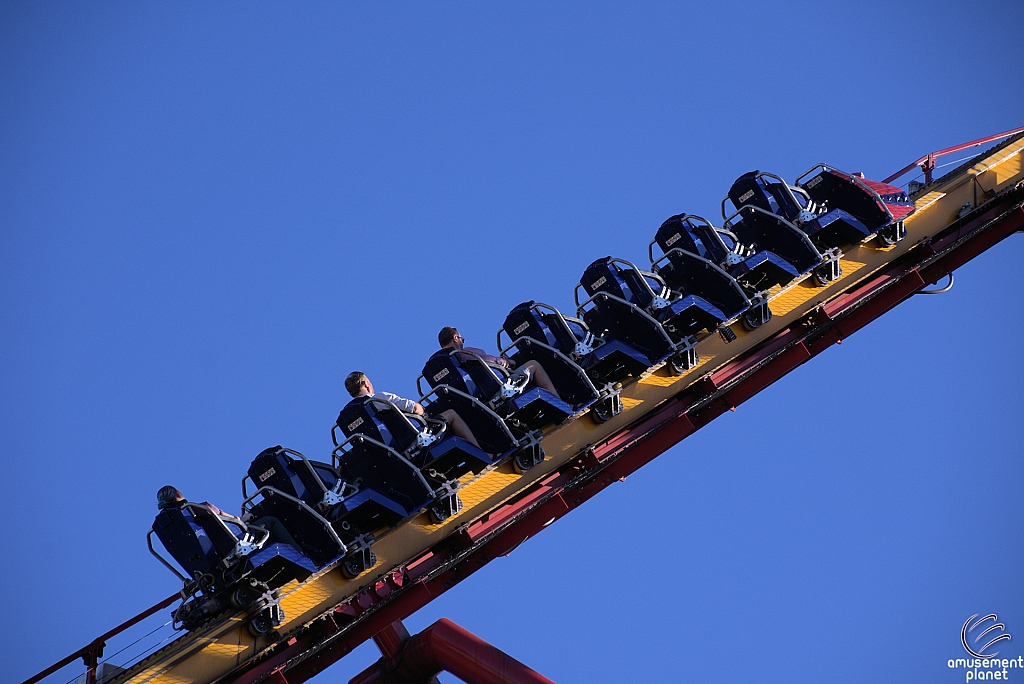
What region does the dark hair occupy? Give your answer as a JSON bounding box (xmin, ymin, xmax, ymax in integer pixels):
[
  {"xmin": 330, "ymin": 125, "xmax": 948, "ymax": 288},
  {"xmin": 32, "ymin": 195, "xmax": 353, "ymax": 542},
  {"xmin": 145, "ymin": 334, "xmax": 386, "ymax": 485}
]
[
  {"xmin": 345, "ymin": 371, "xmax": 367, "ymax": 397},
  {"xmin": 157, "ymin": 485, "xmax": 183, "ymax": 509},
  {"xmin": 438, "ymin": 326, "xmax": 459, "ymax": 347}
]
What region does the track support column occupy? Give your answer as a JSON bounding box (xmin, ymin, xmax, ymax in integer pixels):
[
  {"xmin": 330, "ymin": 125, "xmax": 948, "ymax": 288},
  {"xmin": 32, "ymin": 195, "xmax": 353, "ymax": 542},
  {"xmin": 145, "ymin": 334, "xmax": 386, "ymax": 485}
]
[{"xmin": 352, "ymin": 618, "xmax": 555, "ymax": 684}]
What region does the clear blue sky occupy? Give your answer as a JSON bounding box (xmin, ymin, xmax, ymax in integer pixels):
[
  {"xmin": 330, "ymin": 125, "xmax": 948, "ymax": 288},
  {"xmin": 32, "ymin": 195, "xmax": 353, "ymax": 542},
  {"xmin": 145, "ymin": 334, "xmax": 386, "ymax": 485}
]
[{"xmin": 3, "ymin": 3, "xmax": 1022, "ymax": 683}]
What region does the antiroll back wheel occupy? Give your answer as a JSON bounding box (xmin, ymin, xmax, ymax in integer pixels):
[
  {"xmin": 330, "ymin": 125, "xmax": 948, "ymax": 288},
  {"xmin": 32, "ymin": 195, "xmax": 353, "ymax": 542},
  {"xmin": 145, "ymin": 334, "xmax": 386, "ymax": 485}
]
[
  {"xmin": 340, "ymin": 549, "xmax": 377, "ymax": 579},
  {"xmin": 668, "ymin": 349, "xmax": 698, "ymax": 375},
  {"xmin": 341, "ymin": 556, "xmax": 363, "ymax": 579}
]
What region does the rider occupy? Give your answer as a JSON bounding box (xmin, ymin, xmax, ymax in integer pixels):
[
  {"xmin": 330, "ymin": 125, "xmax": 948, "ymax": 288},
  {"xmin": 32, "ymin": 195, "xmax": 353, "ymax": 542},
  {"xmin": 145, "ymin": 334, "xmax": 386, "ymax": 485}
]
[
  {"xmin": 437, "ymin": 326, "xmax": 562, "ymax": 400},
  {"xmin": 343, "ymin": 371, "xmax": 483, "ymax": 450},
  {"xmin": 156, "ymin": 486, "xmax": 298, "ymax": 547}
]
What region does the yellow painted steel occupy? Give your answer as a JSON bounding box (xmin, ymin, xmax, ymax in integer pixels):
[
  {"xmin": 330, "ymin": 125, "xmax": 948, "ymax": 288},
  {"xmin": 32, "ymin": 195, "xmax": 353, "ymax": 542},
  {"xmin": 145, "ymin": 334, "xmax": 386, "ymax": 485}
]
[{"xmin": 116, "ymin": 136, "xmax": 1024, "ymax": 684}]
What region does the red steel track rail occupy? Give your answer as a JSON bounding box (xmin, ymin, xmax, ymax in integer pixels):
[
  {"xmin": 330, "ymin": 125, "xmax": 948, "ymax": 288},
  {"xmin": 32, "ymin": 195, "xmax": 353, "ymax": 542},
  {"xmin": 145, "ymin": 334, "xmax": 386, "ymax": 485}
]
[
  {"xmin": 22, "ymin": 594, "xmax": 179, "ymax": 684},
  {"xmin": 883, "ymin": 126, "xmax": 1024, "ymax": 185}
]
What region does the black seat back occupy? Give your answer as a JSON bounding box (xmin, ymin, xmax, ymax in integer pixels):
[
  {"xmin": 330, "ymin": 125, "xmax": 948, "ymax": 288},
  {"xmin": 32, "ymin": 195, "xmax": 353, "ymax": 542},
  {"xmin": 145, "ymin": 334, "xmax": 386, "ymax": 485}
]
[
  {"xmin": 422, "ymin": 349, "xmax": 504, "ymax": 403},
  {"xmin": 655, "ymin": 215, "xmax": 730, "ymax": 264},
  {"xmin": 336, "ymin": 397, "xmax": 421, "ymax": 453},
  {"xmin": 502, "ymin": 301, "xmax": 592, "ymax": 359},
  {"xmin": 153, "ymin": 505, "xmax": 236, "ymax": 577},
  {"xmin": 503, "ymin": 301, "xmax": 564, "ymax": 350},
  {"xmin": 728, "ymin": 171, "xmax": 803, "ymax": 221},
  {"xmin": 248, "ymin": 446, "xmax": 339, "ymax": 508},
  {"xmin": 580, "ymin": 257, "xmax": 653, "ymax": 309}
]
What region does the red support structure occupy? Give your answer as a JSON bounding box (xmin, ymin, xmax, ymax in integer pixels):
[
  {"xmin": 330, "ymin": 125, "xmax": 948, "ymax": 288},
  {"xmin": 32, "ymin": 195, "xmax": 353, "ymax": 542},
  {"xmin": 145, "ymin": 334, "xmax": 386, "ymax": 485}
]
[
  {"xmin": 351, "ymin": 619, "xmax": 556, "ymax": 684},
  {"xmin": 372, "ymin": 621, "xmax": 441, "ymax": 684}
]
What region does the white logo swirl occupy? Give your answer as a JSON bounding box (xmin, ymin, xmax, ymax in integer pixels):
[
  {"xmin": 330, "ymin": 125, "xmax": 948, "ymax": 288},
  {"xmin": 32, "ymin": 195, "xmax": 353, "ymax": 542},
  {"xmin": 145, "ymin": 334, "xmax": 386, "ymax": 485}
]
[{"xmin": 962, "ymin": 614, "xmax": 1012, "ymax": 658}]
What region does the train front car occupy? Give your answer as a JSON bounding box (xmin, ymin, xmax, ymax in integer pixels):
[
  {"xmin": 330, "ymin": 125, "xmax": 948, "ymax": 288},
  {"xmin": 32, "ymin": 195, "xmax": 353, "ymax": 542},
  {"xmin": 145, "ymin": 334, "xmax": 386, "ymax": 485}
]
[{"xmin": 794, "ymin": 165, "xmax": 914, "ymax": 246}]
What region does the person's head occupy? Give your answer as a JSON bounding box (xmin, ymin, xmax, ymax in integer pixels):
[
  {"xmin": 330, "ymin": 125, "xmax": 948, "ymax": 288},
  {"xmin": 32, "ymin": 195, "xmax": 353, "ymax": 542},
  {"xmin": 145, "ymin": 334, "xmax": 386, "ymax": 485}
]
[
  {"xmin": 438, "ymin": 326, "xmax": 463, "ymax": 349},
  {"xmin": 345, "ymin": 371, "xmax": 373, "ymax": 397},
  {"xmin": 157, "ymin": 486, "xmax": 185, "ymax": 509}
]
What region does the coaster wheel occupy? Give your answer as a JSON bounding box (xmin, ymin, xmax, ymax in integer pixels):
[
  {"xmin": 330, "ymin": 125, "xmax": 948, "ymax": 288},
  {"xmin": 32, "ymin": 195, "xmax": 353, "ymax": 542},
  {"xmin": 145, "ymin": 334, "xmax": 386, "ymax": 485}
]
[
  {"xmin": 668, "ymin": 350, "xmax": 698, "ymax": 375},
  {"xmin": 248, "ymin": 611, "xmax": 273, "ymax": 637},
  {"xmin": 590, "ymin": 399, "xmax": 614, "ymax": 424},
  {"xmin": 513, "ymin": 445, "xmax": 544, "ymax": 473},
  {"xmin": 429, "ymin": 495, "xmax": 462, "ymax": 524},
  {"xmin": 742, "ymin": 304, "xmax": 772, "ymax": 331}
]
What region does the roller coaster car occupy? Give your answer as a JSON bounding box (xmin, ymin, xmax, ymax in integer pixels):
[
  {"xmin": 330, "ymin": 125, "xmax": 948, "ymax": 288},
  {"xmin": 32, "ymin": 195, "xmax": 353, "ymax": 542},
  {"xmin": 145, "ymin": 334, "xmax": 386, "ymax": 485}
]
[
  {"xmin": 648, "ymin": 214, "xmax": 761, "ymax": 333},
  {"xmin": 332, "ymin": 433, "xmax": 459, "ymax": 527},
  {"xmin": 335, "ymin": 396, "xmax": 498, "ymax": 481},
  {"xmin": 795, "ymin": 166, "xmax": 913, "ymax": 247},
  {"xmin": 500, "ymin": 301, "xmax": 631, "ymax": 423},
  {"xmin": 415, "ymin": 385, "xmax": 528, "ymax": 464},
  {"xmin": 148, "ymin": 502, "xmax": 317, "ymax": 634},
  {"xmin": 494, "ymin": 321, "xmax": 600, "ymax": 410},
  {"xmin": 420, "ymin": 348, "xmax": 573, "ymax": 431},
  {"xmin": 501, "ymin": 301, "xmax": 652, "ymax": 387},
  {"xmin": 243, "ymin": 446, "xmax": 373, "ymax": 576},
  {"xmin": 502, "ymin": 300, "xmax": 650, "ymax": 385},
  {"xmin": 717, "ymin": 182, "xmax": 831, "ymax": 289},
  {"xmin": 575, "ymin": 257, "xmax": 698, "ymax": 373},
  {"xmin": 727, "ymin": 168, "xmax": 913, "ymax": 251}
]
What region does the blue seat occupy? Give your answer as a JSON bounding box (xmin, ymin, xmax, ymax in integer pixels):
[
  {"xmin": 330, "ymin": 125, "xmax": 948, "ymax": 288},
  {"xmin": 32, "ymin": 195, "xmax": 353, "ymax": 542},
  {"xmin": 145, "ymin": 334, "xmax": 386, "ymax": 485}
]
[
  {"xmin": 649, "ymin": 215, "xmax": 754, "ymax": 330},
  {"xmin": 331, "ymin": 435, "xmax": 436, "ymax": 531},
  {"xmin": 502, "ymin": 301, "xmax": 650, "ymax": 385},
  {"xmin": 420, "ymin": 348, "xmax": 572, "ymax": 431},
  {"xmin": 494, "ymin": 306, "xmax": 600, "ymax": 410},
  {"xmin": 572, "ymin": 268, "xmax": 677, "ymax": 370},
  {"xmin": 416, "ymin": 385, "xmax": 520, "ymax": 457},
  {"xmin": 243, "ymin": 446, "xmax": 371, "ymax": 573},
  {"xmin": 716, "ymin": 192, "xmax": 825, "ymax": 291},
  {"xmin": 335, "ymin": 395, "xmax": 498, "ymax": 477}
]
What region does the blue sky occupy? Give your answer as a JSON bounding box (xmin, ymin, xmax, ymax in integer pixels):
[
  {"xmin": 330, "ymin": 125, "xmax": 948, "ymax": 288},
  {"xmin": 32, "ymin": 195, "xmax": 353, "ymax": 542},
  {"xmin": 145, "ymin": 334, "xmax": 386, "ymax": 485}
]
[{"xmin": 2, "ymin": 2, "xmax": 1022, "ymax": 683}]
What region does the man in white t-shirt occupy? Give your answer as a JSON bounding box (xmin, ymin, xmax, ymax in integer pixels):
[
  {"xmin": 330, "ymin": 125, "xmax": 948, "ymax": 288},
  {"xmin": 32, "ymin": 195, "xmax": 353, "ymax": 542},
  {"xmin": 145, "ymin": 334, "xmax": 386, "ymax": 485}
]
[{"xmin": 343, "ymin": 371, "xmax": 482, "ymax": 450}]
